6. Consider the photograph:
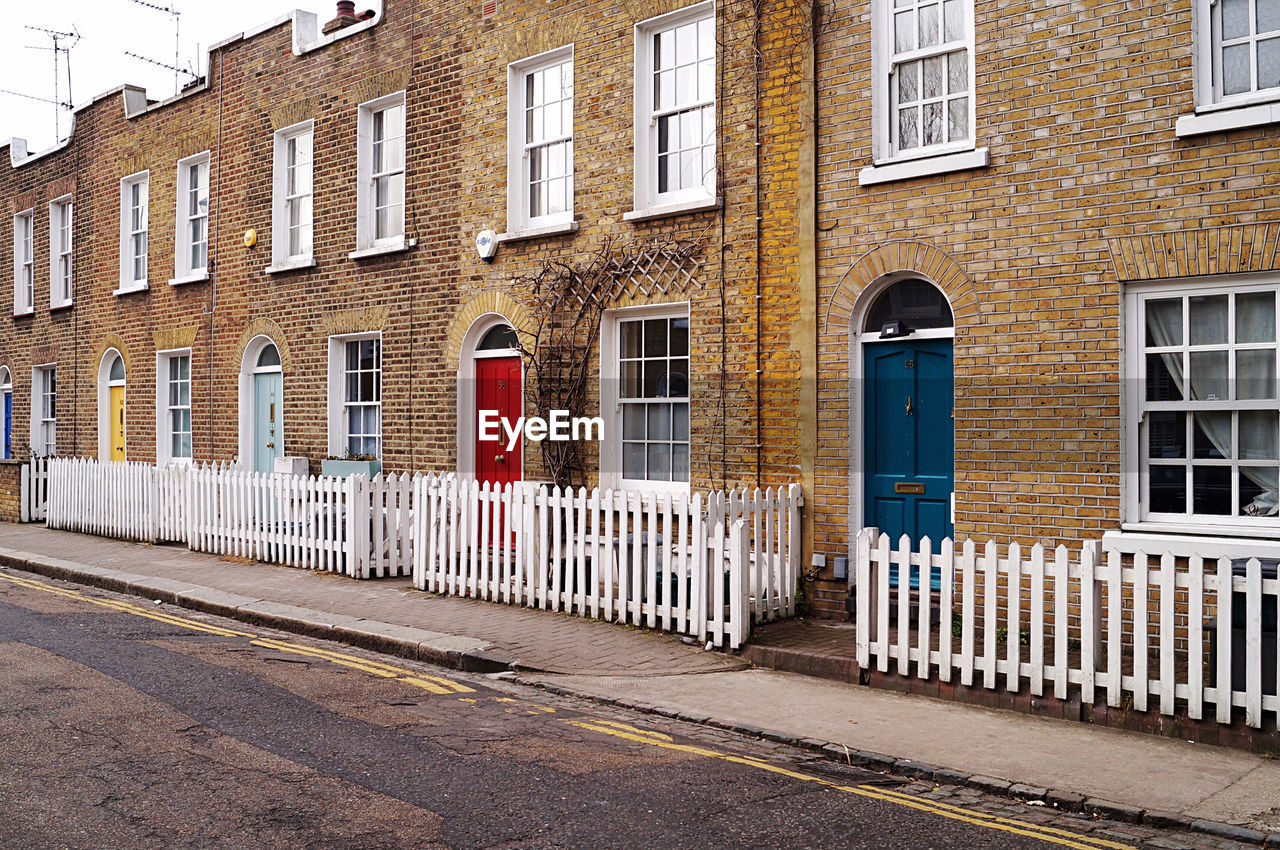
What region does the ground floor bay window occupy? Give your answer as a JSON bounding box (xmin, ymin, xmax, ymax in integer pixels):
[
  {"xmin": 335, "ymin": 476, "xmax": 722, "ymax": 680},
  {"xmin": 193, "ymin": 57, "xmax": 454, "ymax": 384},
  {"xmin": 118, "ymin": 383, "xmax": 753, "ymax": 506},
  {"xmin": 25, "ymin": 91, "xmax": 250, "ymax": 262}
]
[{"xmin": 1129, "ymin": 277, "xmax": 1280, "ymax": 534}]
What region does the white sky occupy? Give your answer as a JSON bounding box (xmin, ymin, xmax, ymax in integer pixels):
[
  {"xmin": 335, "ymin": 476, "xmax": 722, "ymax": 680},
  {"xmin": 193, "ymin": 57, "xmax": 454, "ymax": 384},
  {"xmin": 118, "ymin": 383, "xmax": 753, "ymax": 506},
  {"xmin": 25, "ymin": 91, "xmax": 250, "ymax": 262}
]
[{"xmin": 0, "ymin": 1, "xmax": 356, "ymax": 152}]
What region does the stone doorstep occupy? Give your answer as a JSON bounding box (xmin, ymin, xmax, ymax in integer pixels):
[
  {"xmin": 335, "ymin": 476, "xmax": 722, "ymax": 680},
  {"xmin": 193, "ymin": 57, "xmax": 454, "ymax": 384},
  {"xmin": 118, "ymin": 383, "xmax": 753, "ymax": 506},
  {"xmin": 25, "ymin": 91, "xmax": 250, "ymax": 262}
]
[{"xmin": 517, "ymin": 676, "xmax": 1280, "ymax": 848}]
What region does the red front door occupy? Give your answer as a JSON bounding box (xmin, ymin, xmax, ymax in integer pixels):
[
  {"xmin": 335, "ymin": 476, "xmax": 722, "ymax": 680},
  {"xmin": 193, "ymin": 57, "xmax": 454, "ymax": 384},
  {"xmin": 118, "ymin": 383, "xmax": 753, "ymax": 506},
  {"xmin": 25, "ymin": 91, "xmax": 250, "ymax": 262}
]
[{"xmin": 475, "ymin": 355, "xmax": 522, "ymax": 487}]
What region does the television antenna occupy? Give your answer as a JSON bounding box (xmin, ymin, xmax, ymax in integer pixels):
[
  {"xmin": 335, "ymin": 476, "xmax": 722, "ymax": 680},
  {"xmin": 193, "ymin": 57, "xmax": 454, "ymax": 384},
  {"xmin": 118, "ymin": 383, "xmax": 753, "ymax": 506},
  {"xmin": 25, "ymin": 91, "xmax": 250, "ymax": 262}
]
[
  {"xmin": 22, "ymin": 25, "xmax": 81, "ymax": 143},
  {"xmin": 125, "ymin": 0, "xmax": 186, "ymax": 98}
]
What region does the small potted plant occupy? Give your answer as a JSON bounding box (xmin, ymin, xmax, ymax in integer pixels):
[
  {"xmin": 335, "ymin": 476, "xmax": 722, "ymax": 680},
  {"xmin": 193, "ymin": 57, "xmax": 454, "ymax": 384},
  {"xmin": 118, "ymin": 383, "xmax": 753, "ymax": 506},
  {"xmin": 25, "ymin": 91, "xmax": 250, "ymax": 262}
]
[{"xmin": 321, "ymin": 450, "xmax": 381, "ymax": 478}]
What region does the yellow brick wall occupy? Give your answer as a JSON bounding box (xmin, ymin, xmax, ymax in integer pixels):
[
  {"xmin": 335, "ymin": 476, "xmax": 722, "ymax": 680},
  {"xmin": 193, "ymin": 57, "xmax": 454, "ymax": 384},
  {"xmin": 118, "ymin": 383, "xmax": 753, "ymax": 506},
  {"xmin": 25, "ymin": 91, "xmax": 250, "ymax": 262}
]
[{"xmin": 809, "ymin": 0, "xmax": 1280, "ymax": 614}]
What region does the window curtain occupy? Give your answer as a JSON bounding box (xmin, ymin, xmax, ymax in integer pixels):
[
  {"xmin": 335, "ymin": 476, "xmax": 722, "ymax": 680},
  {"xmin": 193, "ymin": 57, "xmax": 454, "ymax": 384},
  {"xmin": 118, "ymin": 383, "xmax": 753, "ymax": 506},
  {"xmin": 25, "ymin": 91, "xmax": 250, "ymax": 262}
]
[{"xmin": 1147, "ymin": 301, "xmax": 1278, "ymax": 516}]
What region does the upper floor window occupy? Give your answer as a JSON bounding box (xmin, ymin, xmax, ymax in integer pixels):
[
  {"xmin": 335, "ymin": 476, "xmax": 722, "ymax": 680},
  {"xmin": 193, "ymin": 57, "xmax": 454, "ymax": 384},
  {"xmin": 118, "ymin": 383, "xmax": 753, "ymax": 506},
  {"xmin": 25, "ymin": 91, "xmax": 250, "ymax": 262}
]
[
  {"xmin": 49, "ymin": 197, "xmax": 73, "ymax": 309},
  {"xmin": 355, "ymin": 93, "xmax": 406, "ymax": 252},
  {"xmin": 602, "ymin": 305, "xmax": 691, "ymax": 491},
  {"xmin": 328, "ymin": 334, "xmax": 382, "ymax": 459},
  {"xmin": 1128, "ymin": 278, "xmax": 1279, "ymax": 532},
  {"xmin": 12, "ymin": 211, "xmax": 33, "ymax": 315},
  {"xmin": 507, "ymin": 47, "xmax": 574, "ymax": 234},
  {"xmin": 1205, "ymin": 0, "xmax": 1280, "ymax": 104},
  {"xmin": 272, "ymin": 122, "xmax": 314, "ymax": 268},
  {"xmin": 119, "ymin": 172, "xmax": 149, "ymax": 293},
  {"xmin": 876, "ymin": 0, "xmax": 974, "ymax": 161},
  {"xmin": 633, "ymin": 3, "xmax": 716, "ymax": 214},
  {"xmin": 173, "ymin": 152, "xmax": 210, "ymax": 283}
]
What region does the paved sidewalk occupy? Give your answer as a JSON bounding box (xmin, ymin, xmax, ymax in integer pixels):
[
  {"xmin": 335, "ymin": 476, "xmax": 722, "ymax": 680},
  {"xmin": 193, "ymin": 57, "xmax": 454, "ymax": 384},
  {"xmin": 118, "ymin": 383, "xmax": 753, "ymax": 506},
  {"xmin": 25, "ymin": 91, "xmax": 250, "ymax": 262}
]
[
  {"xmin": 3, "ymin": 522, "xmax": 1280, "ymax": 841},
  {"xmin": 0, "ymin": 523, "xmax": 743, "ymax": 676}
]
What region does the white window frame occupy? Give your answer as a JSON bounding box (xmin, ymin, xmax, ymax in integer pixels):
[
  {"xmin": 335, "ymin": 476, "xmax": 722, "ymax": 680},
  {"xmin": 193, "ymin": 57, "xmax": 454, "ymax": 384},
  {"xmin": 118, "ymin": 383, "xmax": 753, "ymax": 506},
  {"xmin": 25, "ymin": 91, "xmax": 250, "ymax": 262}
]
[
  {"xmin": 870, "ymin": 0, "xmax": 976, "ymax": 166},
  {"xmin": 1123, "ymin": 274, "xmax": 1280, "ymax": 537},
  {"xmin": 506, "ymin": 45, "xmax": 575, "ymax": 237},
  {"xmin": 327, "ymin": 332, "xmax": 383, "ymax": 459},
  {"xmin": 172, "ymin": 151, "xmax": 210, "ymax": 285},
  {"xmin": 31, "ymin": 364, "xmax": 56, "ymax": 457},
  {"xmin": 157, "ymin": 349, "xmax": 194, "ymax": 465},
  {"xmin": 1193, "ymin": 0, "xmax": 1280, "ymax": 111},
  {"xmin": 599, "ymin": 302, "xmax": 692, "ymax": 494},
  {"xmin": 630, "ymin": 2, "xmax": 718, "ymax": 219},
  {"xmin": 12, "ymin": 210, "xmax": 33, "ymax": 316},
  {"xmin": 48, "ymin": 196, "xmax": 73, "ymax": 309},
  {"xmin": 353, "ymin": 92, "xmax": 407, "ymax": 257},
  {"xmin": 118, "ymin": 171, "xmax": 149, "ymax": 294},
  {"xmin": 269, "ymin": 120, "xmax": 315, "ymax": 272}
]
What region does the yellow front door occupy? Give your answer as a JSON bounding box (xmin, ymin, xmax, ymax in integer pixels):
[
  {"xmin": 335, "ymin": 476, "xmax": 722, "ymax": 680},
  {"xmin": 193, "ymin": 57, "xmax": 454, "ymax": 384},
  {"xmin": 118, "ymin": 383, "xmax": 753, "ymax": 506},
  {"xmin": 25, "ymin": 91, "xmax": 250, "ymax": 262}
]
[{"xmin": 110, "ymin": 386, "xmax": 126, "ymax": 461}]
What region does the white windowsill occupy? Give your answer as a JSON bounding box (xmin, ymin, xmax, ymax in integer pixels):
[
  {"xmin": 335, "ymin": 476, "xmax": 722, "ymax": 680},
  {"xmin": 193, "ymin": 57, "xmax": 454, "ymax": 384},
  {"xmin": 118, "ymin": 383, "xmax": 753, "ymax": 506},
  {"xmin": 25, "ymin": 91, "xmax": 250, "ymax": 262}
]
[
  {"xmin": 168, "ymin": 271, "xmax": 209, "ymax": 286},
  {"xmin": 13, "ymin": 308, "xmax": 33, "ymax": 318},
  {"xmin": 264, "ymin": 257, "xmax": 316, "ymax": 275},
  {"xmin": 113, "ymin": 282, "xmax": 149, "ymax": 296},
  {"xmin": 49, "ymin": 301, "xmax": 73, "ymax": 312},
  {"xmin": 348, "ymin": 237, "xmax": 415, "ymax": 261},
  {"xmin": 859, "ymin": 148, "xmax": 989, "ymax": 186},
  {"xmin": 497, "ymin": 221, "xmax": 578, "ymax": 244},
  {"xmin": 1175, "ymin": 102, "xmax": 1280, "ymax": 137},
  {"xmin": 623, "ymin": 196, "xmax": 722, "ymax": 223},
  {"xmin": 1108, "ymin": 526, "xmax": 1280, "ymax": 559}
]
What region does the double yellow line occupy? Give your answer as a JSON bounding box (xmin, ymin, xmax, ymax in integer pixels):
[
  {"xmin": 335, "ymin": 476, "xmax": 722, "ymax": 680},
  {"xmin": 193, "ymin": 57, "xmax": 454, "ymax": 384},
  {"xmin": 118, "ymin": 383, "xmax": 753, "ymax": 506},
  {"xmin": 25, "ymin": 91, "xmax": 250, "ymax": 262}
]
[
  {"xmin": 565, "ymin": 719, "xmax": 1134, "ymax": 850},
  {"xmin": 0, "ymin": 569, "xmax": 1134, "ymax": 847},
  {"xmin": 0, "ymin": 571, "xmax": 473, "ymax": 695}
]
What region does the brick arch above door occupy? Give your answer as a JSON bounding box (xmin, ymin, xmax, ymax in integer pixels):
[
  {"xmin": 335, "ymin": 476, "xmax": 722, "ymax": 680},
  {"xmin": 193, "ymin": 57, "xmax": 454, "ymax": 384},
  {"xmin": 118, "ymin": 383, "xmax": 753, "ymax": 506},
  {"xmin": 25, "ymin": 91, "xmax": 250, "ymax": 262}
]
[
  {"xmin": 823, "ymin": 240, "xmax": 978, "ymax": 336},
  {"xmin": 234, "ymin": 318, "xmax": 292, "ymax": 374},
  {"xmin": 93, "ymin": 334, "xmax": 131, "ymax": 375},
  {"xmin": 444, "ymin": 291, "xmax": 533, "ymax": 373}
]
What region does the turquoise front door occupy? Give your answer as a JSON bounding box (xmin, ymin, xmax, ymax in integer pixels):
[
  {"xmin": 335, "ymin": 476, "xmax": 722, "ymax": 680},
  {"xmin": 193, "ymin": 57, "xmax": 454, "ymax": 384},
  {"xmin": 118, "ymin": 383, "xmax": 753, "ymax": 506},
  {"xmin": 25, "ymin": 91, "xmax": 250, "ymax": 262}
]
[
  {"xmin": 864, "ymin": 337, "xmax": 954, "ymax": 589},
  {"xmin": 253, "ymin": 371, "xmax": 283, "ymax": 473}
]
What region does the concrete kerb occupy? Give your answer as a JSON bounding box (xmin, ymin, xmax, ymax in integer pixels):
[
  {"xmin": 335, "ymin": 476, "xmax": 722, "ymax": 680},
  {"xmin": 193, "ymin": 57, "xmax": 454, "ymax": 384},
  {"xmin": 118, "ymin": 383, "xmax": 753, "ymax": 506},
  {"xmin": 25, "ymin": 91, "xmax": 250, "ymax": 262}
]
[
  {"xmin": 516, "ymin": 677, "xmax": 1280, "ymax": 847},
  {"xmin": 0, "ymin": 550, "xmax": 514, "ymax": 674}
]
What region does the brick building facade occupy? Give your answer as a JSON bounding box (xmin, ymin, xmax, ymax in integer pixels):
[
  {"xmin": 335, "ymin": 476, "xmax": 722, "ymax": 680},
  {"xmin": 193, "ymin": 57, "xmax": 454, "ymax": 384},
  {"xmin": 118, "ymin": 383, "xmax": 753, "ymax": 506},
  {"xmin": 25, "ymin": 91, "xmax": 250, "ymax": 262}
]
[
  {"xmin": 0, "ymin": 0, "xmax": 811, "ymax": 506},
  {"xmin": 8, "ymin": 0, "xmax": 1275, "ymax": 621},
  {"xmin": 808, "ymin": 0, "xmax": 1280, "ymax": 614}
]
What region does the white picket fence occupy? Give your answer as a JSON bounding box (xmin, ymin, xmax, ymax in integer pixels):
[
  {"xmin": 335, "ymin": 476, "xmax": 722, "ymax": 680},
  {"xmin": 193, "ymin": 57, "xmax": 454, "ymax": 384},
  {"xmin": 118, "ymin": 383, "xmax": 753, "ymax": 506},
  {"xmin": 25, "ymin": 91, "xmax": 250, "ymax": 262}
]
[
  {"xmin": 854, "ymin": 528, "xmax": 1280, "ymax": 729},
  {"xmin": 42, "ymin": 458, "xmax": 802, "ymax": 647},
  {"xmin": 413, "ymin": 479, "xmax": 801, "ymax": 648},
  {"xmin": 45, "ymin": 458, "xmax": 422, "ymax": 580},
  {"xmin": 20, "ymin": 456, "xmax": 49, "ymax": 522}
]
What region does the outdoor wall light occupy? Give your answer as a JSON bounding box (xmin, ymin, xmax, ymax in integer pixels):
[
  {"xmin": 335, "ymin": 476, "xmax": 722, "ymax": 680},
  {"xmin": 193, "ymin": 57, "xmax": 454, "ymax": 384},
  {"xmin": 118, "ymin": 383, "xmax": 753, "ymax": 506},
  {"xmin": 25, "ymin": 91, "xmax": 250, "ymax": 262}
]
[{"xmin": 879, "ymin": 320, "xmax": 908, "ymax": 339}]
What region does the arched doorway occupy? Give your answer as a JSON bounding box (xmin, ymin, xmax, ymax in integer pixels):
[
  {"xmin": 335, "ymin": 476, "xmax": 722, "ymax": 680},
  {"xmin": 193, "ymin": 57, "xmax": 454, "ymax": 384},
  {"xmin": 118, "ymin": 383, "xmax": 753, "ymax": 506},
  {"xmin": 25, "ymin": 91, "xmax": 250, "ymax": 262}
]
[
  {"xmin": 98, "ymin": 350, "xmax": 127, "ymax": 461},
  {"xmin": 240, "ymin": 337, "xmax": 284, "ymax": 473},
  {"xmin": 0, "ymin": 367, "xmax": 12, "ymax": 460},
  {"xmin": 855, "ymin": 276, "xmax": 954, "ymax": 546},
  {"xmin": 457, "ymin": 317, "xmax": 523, "ymax": 487}
]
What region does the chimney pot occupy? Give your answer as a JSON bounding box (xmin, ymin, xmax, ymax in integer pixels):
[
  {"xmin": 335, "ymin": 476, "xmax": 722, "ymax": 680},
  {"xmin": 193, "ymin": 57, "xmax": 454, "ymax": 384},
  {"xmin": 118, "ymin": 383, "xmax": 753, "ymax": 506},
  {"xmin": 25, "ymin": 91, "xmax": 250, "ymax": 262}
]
[{"xmin": 337, "ymin": 0, "xmax": 356, "ymax": 15}]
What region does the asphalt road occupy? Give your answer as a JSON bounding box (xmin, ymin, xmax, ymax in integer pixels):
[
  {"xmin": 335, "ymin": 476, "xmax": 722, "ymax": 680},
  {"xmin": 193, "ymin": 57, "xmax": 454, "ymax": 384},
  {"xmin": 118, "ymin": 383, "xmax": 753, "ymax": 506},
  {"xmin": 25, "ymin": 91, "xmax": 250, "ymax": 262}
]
[{"xmin": 0, "ymin": 567, "xmax": 1204, "ymax": 849}]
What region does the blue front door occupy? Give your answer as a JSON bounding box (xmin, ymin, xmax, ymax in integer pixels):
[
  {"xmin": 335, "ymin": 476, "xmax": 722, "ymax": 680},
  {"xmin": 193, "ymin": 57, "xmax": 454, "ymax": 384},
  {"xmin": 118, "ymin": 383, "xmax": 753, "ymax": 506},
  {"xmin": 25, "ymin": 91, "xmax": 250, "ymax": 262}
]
[
  {"xmin": 864, "ymin": 338, "xmax": 954, "ymax": 587},
  {"xmin": 3, "ymin": 391, "xmax": 10, "ymax": 460},
  {"xmin": 253, "ymin": 372, "xmax": 283, "ymax": 474}
]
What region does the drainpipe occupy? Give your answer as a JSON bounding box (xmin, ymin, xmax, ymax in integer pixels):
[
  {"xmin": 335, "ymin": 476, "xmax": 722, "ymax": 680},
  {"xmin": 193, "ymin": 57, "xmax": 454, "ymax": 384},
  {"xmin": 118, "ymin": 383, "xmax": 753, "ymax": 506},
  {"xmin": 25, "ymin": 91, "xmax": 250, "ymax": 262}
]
[
  {"xmin": 754, "ymin": 0, "xmax": 763, "ymax": 488},
  {"xmin": 207, "ymin": 49, "xmax": 224, "ymax": 462}
]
